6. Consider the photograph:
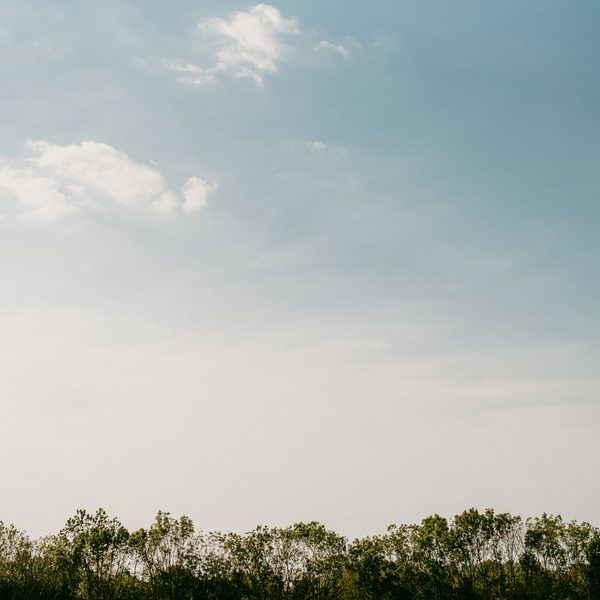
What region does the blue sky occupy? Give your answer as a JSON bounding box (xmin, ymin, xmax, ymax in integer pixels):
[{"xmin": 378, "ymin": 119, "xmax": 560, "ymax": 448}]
[{"xmin": 1, "ymin": 1, "xmax": 599, "ymax": 537}]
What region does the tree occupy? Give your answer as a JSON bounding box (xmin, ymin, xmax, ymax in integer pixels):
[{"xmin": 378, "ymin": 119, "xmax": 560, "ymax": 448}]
[
  {"xmin": 48, "ymin": 508, "xmax": 131, "ymax": 600},
  {"xmin": 130, "ymin": 511, "xmax": 199, "ymax": 599},
  {"xmin": 411, "ymin": 514, "xmax": 452, "ymax": 600}
]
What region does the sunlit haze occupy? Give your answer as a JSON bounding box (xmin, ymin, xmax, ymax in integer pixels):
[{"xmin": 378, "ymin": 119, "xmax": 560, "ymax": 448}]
[{"xmin": 1, "ymin": 1, "xmax": 599, "ymax": 539}]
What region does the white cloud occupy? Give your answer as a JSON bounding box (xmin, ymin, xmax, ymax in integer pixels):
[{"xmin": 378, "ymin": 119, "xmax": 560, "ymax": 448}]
[
  {"xmin": 0, "ymin": 165, "xmax": 77, "ymax": 221},
  {"xmin": 314, "ymin": 40, "xmax": 349, "ymax": 59},
  {"xmin": 151, "ymin": 191, "xmax": 179, "ymax": 215},
  {"xmin": 181, "ymin": 177, "xmax": 218, "ymax": 213},
  {"xmin": 167, "ymin": 4, "xmax": 299, "ymax": 87},
  {"xmin": 0, "ymin": 141, "xmax": 215, "ymax": 221}
]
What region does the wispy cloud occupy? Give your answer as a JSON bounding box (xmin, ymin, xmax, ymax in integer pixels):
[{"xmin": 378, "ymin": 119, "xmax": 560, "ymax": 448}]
[
  {"xmin": 306, "ymin": 140, "xmax": 328, "ymax": 151},
  {"xmin": 314, "ymin": 40, "xmax": 350, "ymax": 59},
  {"xmin": 0, "ymin": 141, "xmax": 216, "ymax": 221},
  {"xmin": 167, "ymin": 4, "xmax": 299, "ymax": 87}
]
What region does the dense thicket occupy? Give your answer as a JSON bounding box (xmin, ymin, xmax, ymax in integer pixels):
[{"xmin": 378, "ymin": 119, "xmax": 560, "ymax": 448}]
[{"xmin": 1, "ymin": 508, "xmax": 599, "ymax": 599}]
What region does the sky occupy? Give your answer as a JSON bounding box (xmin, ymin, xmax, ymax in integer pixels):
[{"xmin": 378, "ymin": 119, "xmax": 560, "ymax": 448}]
[{"xmin": 1, "ymin": 1, "xmax": 599, "ymax": 539}]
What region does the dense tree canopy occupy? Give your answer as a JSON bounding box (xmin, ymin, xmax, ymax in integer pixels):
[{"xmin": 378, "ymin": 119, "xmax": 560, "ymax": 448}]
[{"xmin": 0, "ymin": 508, "xmax": 598, "ymax": 599}]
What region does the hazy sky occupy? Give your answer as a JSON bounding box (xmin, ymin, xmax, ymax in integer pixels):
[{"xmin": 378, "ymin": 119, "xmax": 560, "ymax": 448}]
[{"xmin": 1, "ymin": 1, "xmax": 599, "ymax": 539}]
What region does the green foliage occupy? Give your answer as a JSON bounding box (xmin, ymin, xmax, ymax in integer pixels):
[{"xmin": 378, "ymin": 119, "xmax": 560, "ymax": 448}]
[{"xmin": 0, "ymin": 509, "xmax": 598, "ymax": 599}]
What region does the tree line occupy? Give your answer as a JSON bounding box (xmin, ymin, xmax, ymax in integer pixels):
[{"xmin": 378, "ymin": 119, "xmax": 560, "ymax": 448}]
[{"xmin": 1, "ymin": 508, "xmax": 599, "ymax": 599}]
